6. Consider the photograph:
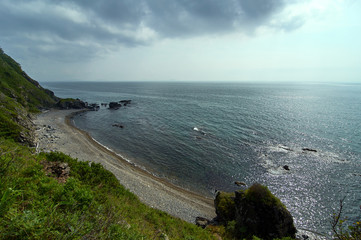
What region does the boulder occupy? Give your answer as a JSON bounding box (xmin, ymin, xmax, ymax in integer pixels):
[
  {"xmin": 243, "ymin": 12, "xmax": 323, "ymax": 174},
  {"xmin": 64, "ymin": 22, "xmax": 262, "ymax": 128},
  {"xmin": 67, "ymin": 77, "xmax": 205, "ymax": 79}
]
[
  {"xmin": 234, "ymin": 183, "xmax": 296, "ymax": 239},
  {"xmin": 109, "ymin": 102, "xmax": 121, "ymax": 109},
  {"xmin": 56, "ymin": 98, "xmax": 86, "ymax": 109},
  {"xmin": 235, "ymin": 181, "xmax": 246, "ymax": 186},
  {"xmin": 195, "ymin": 217, "xmax": 210, "ymax": 228}
]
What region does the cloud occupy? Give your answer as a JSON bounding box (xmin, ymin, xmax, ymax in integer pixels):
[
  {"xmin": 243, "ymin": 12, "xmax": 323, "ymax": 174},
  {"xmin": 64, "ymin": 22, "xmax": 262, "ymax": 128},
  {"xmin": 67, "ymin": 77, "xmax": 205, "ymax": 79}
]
[{"xmin": 0, "ymin": 0, "xmax": 304, "ymax": 61}]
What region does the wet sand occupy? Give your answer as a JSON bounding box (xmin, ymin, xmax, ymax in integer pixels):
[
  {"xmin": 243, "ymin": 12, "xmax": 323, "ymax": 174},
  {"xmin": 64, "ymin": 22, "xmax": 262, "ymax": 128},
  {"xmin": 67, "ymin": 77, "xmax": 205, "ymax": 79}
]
[{"xmin": 34, "ymin": 109, "xmax": 216, "ymax": 223}]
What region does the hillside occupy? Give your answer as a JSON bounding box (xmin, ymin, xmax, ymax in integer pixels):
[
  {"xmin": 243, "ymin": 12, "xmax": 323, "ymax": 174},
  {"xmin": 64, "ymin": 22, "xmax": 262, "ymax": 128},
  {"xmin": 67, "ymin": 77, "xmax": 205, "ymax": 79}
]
[{"xmin": 0, "ymin": 48, "xmax": 58, "ymax": 145}]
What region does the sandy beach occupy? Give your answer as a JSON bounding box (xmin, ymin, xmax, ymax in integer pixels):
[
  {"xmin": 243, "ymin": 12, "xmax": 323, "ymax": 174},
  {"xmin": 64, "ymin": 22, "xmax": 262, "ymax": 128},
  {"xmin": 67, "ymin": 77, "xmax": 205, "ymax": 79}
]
[{"xmin": 34, "ymin": 109, "xmax": 216, "ymax": 223}]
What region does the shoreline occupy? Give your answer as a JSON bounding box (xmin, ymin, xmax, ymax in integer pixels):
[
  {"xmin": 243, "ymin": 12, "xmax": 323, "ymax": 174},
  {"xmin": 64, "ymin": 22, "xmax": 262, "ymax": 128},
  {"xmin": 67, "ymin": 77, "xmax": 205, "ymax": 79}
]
[{"xmin": 34, "ymin": 109, "xmax": 216, "ymax": 223}]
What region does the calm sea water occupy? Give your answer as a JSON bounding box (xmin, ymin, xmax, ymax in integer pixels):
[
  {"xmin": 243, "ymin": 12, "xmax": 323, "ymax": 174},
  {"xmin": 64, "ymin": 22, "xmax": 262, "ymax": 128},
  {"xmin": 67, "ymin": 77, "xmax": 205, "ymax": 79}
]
[{"xmin": 43, "ymin": 81, "xmax": 361, "ymax": 235}]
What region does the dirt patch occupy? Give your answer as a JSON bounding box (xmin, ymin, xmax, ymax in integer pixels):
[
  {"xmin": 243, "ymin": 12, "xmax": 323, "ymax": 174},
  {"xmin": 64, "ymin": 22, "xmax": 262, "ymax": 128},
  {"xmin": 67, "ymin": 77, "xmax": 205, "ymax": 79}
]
[{"xmin": 42, "ymin": 161, "xmax": 70, "ymax": 183}]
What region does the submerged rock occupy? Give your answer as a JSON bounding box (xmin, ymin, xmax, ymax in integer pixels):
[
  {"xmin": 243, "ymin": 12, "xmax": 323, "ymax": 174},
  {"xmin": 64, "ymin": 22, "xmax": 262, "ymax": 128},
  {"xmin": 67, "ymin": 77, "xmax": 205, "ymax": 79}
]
[
  {"xmin": 235, "ymin": 181, "xmax": 247, "ymax": 186},
  {"xmin": 302, "ymin": 148, "xmax": 317, "ymax": 153}
]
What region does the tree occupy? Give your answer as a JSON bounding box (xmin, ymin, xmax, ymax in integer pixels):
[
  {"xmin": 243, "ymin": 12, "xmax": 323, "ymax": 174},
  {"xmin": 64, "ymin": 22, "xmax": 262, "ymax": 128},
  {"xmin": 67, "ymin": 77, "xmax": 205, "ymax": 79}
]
[{"xmin": 331, "ymin": 197, "xmax": 361, "ymax": 240}]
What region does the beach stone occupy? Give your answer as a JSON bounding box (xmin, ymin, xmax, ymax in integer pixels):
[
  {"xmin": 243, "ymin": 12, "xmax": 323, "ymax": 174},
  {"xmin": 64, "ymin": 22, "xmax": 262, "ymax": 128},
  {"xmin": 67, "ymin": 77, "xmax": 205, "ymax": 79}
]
[
  {"xmin": 235, "ymin": 181, "xmax": 246, "ymax": 186},
  {"xmin": 195, "ymin": 216, "xmax": 210, "ymax": 228}
]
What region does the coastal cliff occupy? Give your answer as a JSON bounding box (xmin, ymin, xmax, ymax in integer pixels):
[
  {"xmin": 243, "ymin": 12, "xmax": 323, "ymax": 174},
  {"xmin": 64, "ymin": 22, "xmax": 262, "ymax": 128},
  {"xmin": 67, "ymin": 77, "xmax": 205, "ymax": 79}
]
[{"xmin": 0, "ymin": 48, "xmax": 58, "ymax": 145}]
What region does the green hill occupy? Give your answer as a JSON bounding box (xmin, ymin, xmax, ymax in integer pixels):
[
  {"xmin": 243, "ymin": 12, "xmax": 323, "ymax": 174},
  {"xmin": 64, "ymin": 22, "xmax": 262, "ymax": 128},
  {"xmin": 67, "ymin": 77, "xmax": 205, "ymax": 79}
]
[{"xmin": 0, "ymin": 48, "xmax": 58, "ymax": 144}]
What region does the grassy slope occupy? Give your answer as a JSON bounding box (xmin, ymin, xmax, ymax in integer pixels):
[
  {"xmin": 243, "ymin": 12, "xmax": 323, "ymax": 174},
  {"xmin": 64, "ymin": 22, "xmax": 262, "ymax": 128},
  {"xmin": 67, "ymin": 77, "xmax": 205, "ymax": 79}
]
[
  {"xmin": 0, "ymin": 49, "xmax": 58, "ymax": 142},
  {"xmin": 0, "ymin": 49, "xmax": 216, "ymax": 239},
  {"xmin": 0, "ymin": 141, "xmax": 215, "ymax": 239},
  {"xmin": 0, "ymin": 49, "xmax": 57, "ymax": 111}
]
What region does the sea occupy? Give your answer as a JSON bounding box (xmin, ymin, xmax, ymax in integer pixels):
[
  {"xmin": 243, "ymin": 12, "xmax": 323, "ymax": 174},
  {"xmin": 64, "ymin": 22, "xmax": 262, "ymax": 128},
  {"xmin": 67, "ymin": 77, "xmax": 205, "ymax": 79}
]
[{"xmin": 42, "ymin": 81, "xmax": 361, "ymax": 236}]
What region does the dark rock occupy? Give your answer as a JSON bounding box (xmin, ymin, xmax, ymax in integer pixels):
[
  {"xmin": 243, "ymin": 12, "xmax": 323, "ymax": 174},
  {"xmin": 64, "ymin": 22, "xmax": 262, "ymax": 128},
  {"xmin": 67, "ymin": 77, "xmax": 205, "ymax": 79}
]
[
  {"xmin": 195, "ymin": 217, "xmax": 210, "ymax": 228},
  {"xmin": 302, "ymin": 234, "xmax": 309, "ymax": 239},
  {"xmin": 283, "ymin": 165, "xmax": 290, "ymax": 171},
  {"xmin": 234, "ymin": 183, "xmax": 296, "ymax": 239},
  {"xmin": 112, "ymin": 123, "xmax": 124, "ymax": 128},
  {"xmin": 109, "ymin": 102, "xmax": 122, "ymax": 109},
  {"xmin": 56, "ymin": 98, "xmax": 86, "ymax": 109},
  {"xmin": 87, "ymin": 103, "xmax": 100, "ymax": 111},
  {"xmin": 235, "ymin": 181, "xmax": 246, "ymax": 186},
  {"xmin": 302, "ymin": 148, "xmax": 317, "ymax": 152}
]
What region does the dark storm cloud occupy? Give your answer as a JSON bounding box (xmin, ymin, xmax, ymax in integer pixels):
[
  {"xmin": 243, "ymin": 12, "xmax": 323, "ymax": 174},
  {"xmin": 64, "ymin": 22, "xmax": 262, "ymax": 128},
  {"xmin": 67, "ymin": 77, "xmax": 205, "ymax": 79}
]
[{"xmin": 0, "ymin": 0, "xmax": 300, "ymax": 60}]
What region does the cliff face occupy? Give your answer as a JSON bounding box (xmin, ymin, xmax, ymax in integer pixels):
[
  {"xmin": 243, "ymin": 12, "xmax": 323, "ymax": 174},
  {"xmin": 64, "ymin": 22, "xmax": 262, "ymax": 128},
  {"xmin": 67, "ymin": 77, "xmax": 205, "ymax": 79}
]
[{"xmin": 0, "ymin": 48, "xmax": 58, "ymax": 145}]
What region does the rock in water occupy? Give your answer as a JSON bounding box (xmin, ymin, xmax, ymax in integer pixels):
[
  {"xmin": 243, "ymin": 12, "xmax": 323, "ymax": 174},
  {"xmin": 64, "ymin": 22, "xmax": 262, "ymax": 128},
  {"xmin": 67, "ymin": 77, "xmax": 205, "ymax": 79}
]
[
  {"xmin": 302, "ymin": 148, "xmax": 317, "ymax": 152},
  {"xmin": 234, "ymin": 183, "xmax": 296, "ymax": 239},
  {"xmin": 235, "ymin": 181, "xmax": 247, "ymax": 186},
  {"xmin": 109, "ymin": 102, "xmax": 122, "ymax": 109},
  {"xmin": 283, "ymin": 165, "xmax": 290, "ymax": 171}
]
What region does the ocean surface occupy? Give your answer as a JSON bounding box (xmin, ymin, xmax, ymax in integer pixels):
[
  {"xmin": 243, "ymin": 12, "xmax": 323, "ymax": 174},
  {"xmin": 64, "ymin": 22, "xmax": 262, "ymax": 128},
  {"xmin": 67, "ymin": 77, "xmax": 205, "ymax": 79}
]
[{"xmin": 43, "ymin": 81, "xmax": 361, "ymax": 236}]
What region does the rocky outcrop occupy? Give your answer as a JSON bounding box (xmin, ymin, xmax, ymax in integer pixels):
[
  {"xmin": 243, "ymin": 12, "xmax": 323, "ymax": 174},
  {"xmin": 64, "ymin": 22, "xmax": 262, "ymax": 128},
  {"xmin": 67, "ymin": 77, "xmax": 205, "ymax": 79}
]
[
  {"xmin": 120, "ymin": 100, "xmax": 131, "ymax": 106},
  {"xmin": 56, "ymin": 98, "xmax": 86, "ymax": 109},
  {"xmin": 214, "ymin": 191, "xmax": 236, "ymax": 224},
  {"xmin": 108, "ymin": 100, "xmax": 132, "ymax": 109},
  {"xmin": 214, "ymin": 183, "xmax": 296, "ymax": 240},
  {"xmin": 109, "ymin": 102, "xmax": 122, "ymax": 109},
  {"xmin": 234, "ymin": 184, "xmax": 296, "ymax": 239}
]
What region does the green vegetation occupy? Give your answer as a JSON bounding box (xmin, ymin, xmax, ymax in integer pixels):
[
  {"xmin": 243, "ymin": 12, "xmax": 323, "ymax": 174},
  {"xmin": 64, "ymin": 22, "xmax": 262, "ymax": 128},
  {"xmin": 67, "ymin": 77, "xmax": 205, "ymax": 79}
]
[
  {"xmin": 244, "ymin": 183, "xmax": 284, "ymax": 208},
  {"xmin": 214, "ymin": 191, "xmax": 236, "ymax": 223},
  {"xmin": 331, "ymin": 198, "xmax": 361, "ymax": 240},
  {"xmin": 0, "ymin": 50, "xmax": 57, "ymax": 112},
  {"xmin": 0, "ymin": 50, "xmax": 57, "ymax": 143},
  {"xmin": 0, "ymin": 142, "xmax": 215, "ymax": 239}
]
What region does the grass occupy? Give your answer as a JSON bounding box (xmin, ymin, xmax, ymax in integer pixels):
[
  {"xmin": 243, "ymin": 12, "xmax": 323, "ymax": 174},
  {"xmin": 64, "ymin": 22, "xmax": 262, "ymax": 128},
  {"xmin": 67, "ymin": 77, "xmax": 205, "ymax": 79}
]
[
  {"xmin": 0, "ymin": 140, "xmax": 216, "ymax": 239},
  {"xmin": 0, "ymin": 50, "xmax": 57, "ymax": 112}
]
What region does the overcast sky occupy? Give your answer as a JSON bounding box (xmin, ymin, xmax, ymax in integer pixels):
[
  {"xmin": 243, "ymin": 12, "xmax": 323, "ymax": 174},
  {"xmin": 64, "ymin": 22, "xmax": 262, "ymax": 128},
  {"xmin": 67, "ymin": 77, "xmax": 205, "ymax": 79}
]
[{"xmin": 1, "ymin": 0, "xmax": 360, "ymax": 82}]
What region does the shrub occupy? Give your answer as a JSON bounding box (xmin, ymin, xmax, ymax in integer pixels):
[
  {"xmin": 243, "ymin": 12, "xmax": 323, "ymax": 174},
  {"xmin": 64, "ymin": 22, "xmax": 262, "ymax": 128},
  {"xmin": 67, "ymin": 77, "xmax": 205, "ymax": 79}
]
[
  {"xmin": 214, "ymin": 191, "xmax": 236, "ymax": 223},
  {"xmin": 244, "ymin": 183, "xmax": 284, "ymax": 208}
]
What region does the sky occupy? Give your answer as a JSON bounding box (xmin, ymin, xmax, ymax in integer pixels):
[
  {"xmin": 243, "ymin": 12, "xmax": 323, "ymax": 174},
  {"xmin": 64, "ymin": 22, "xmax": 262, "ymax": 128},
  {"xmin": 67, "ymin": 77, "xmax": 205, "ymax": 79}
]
[{"xmin": 0, "ymin": 0, "xmax": 360, "ymax": 83}]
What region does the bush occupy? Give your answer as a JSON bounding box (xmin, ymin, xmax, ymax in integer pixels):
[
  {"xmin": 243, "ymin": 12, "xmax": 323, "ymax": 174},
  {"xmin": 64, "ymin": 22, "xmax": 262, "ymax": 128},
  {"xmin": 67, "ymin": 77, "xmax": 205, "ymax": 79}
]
[{"xmin": 244, "ymin": 183, "xmax": 284, "ymax": 208}]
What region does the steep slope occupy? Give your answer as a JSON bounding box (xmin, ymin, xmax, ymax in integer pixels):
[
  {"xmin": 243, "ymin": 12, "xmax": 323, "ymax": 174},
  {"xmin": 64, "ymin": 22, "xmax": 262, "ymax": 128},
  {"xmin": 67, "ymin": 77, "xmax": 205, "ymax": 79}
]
[{"xmin": 0, "ymin": 48, "xmax": 58, "ymax": 144}]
